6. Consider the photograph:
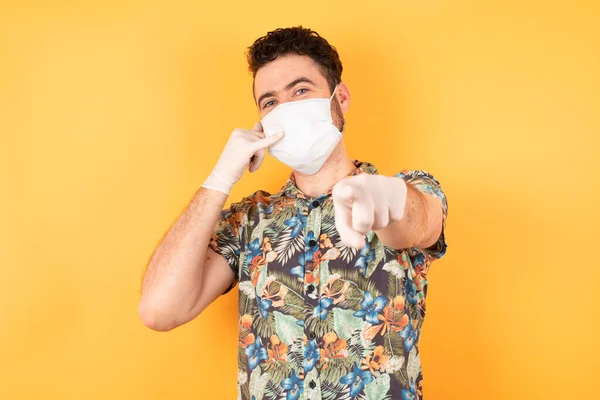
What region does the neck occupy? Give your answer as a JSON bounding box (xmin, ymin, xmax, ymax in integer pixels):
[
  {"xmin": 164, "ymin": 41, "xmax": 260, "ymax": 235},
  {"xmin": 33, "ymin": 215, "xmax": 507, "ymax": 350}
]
[{"xmin": 292, "ymin": 140, "xmax": 356, "ymax": 198}]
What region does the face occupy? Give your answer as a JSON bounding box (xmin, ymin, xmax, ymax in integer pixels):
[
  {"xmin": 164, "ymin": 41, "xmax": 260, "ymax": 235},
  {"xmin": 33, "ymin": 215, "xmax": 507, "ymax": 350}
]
[{"xmin": 254, "ymin": 54, "xmax": 350, "ymax": 132}]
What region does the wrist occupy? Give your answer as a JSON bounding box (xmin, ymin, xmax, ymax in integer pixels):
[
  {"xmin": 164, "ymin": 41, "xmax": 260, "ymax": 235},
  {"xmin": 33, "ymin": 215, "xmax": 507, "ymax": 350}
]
[
  {"xmin": 201, "ymin": 170, "xmax": 235, "ymax": 195},
  {"xmin": 388, "ymin": 176, "xmax": 408, "ymax": 223}
]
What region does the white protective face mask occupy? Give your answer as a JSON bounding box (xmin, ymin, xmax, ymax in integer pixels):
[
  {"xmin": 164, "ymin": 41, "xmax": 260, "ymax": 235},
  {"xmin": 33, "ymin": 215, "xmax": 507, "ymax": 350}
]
[{"xmin": 260, "ymin": 86, "xmax": 342, "ymax": 175}]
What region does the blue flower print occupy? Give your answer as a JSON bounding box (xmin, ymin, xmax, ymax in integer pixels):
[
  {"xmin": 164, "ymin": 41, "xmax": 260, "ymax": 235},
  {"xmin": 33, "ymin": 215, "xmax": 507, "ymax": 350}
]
[
  {"xmin": 401, "ymin": 377, "xmax": 418, "ymax": 400},
  {"xmin": 399, "ymin": 320, "xmax": 417, "ymax": 351},
  {"xmin": 244, "ymin": 336, "xmax": 268, "ymax": 370},
  {"xmin": 340, "ymin": 362, "xmax": 373, "ymax": 397},
  {"xmin": 245, "ymin": 238, "xmax": 262, "ymax": 260},
  {"xmin": 258, "ymin": 202, "xmax": 275, "ymax": 216},
  {"xmin": 290, "ymin": 252, "xmax": 307, "ymax": 279},
  {"xmin": 281, "ymin": 369, "xmax": 304, "ymax": 400},
  {"xmin": 412, "ymin": 252, "xmax": 425, "ymax": 267},
  {"xmin": 353, "ymin": 292, "xmax": 387, "ymax": 325},
  {"xmin": 405, "ymin": 279, "xmax": 418, "ymax": 305},
  {"xmin": 304, "ymin": 339, "xmax": 320, "ymax": 373},
  {"xmin": 265, "ymin": 203, "xmax": 274, "ymax": 214},
  {"xmin": 257, "ymin": 296, "xmax": 272, "ymax": 320},
  {"xmin": 354, "ymin": 241, "xmax": 375, "ymax": 276},
  {"xmin": 284, "ymin": 210, "xmax": 306, "ymax": 238},
  {"xmin": 313, "ymin": 297, "xmax": 334, "ymax": 320}
]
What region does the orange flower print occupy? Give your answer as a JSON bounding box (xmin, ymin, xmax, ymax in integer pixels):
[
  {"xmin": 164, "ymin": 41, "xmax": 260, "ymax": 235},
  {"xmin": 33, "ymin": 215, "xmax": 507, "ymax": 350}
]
[
  {"xmin": 305, "ymin": 255, "xmax": 320, "ymax": 285},
  {"xmin": 261, "ymin": 276, "xmax": 288, "ymax": 308},
  {"xmin": 361, "ymin": 346, "xmax": 390, "ymax": 373},
  {"xmin": 238, "ymin": 314, "xmax": 255, "ymax": 349},
  {"xmin": 411, "ymin": 262, "xmax": 429, "ymax": 292},
  {"xmin": 363, "ymin": 295, "xmax": 410, "ymax": 340},
  {"xmin": 209, "ymin": 234, "xmax": 218, "ymax": 250},
  {"xmin": 248, "ymin": 237, "xmax": 278, "ymax": 286},
  {"xmin": 319, "ymin": 233, "xmax": 333, "ymax": 249},
  {"xmin": 320, "ymin": 332, "xmax": 348, "ymax": 370},
  {"xmin": 225, "ymin": 211, "xmax": 245, "ymax": 237},
  {"xmin": 321, "ymin": 274, "xmax": 351, "ymax": 305},
  {"xmin": 266, "ymin": 335, "xmax": 288, "ymax": 365}
]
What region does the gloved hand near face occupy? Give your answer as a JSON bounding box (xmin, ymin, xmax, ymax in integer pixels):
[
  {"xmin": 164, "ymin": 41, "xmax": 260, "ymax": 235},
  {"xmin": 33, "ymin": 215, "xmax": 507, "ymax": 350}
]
[{"xmin": 202, "ymin": 123, "xmax": 284, "ymax": 195}]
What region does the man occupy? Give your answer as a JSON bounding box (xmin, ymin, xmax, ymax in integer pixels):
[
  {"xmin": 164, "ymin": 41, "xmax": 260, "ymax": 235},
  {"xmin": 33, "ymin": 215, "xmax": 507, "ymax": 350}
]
[{"xmin": 139, "ymin": 26, "xmax": 448, "ymax": 400}]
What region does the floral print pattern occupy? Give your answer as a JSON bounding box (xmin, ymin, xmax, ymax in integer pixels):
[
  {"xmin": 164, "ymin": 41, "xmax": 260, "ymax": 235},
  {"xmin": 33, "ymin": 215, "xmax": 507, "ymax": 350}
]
[{"xmin": 209, "ymin": 161, "xmax": 448, "ymax": 400}]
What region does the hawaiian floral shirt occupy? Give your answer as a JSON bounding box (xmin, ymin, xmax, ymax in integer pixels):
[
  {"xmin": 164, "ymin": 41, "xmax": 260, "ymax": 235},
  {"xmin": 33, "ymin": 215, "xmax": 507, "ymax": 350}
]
[{"xmin": 209, "ymin": 160, "xmax": 448, "ymax": 400}]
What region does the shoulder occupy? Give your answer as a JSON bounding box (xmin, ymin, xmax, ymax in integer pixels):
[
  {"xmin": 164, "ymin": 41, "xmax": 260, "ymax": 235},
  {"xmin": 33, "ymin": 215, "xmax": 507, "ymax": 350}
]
[
  {"xmin": 226, "ymin": 189, "xmax": 279, "ymax": 215},
  {"xmin": 396, "ymin": 169, "xmax": 440, "ymax": 183}
]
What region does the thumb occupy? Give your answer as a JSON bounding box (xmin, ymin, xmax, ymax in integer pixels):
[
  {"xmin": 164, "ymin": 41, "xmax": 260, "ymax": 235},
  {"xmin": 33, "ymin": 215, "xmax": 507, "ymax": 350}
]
[{"xmin": 249, "ymin": 148, "xmax": 266, "ymax": 173}]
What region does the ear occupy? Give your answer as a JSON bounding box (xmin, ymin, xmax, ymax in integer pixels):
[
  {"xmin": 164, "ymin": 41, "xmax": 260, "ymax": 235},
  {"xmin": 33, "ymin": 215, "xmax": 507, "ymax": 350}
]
[{"xmin": 335, "ymin": 82, "xmax": 351, "ymax": 113}]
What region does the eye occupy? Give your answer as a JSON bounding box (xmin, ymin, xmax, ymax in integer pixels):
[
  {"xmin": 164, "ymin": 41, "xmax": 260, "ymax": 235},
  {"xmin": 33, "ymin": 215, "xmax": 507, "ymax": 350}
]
[
  {"xmin": 295, "ymin": 88, "xmax": 309, "ymax": 96},
  {"xmin": 263, "ymin": 99, "xmax": 276, "ymax": 109}
]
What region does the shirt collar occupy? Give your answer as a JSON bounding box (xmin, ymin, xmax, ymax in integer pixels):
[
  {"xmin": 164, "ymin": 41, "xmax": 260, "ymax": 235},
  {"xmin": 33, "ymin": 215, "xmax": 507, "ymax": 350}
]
[{"xmin": 277, "ymin": 160, "xmax": 379, "ymax": 200}]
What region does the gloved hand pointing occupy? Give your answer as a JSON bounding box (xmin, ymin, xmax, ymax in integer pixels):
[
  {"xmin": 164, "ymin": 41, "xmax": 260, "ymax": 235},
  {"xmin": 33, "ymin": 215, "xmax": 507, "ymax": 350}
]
[{"xmin": 332, "ymin": 174, "xmax": 407, "ymax": 249}]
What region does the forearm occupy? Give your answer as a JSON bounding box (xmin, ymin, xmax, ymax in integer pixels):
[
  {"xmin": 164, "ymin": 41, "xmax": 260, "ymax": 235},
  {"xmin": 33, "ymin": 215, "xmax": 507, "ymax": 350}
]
[
  {"xmin": 139, "ymin": 187, "xmax": 227, "ymax": 325},
  {"xmin": 376, "ymin": 178, "xmax": 443, "ymax": 250}
]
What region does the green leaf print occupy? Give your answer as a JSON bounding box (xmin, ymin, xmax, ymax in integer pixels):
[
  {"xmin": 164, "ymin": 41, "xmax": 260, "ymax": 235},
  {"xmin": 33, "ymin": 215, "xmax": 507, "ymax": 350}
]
[
  {"xmin": 406, "ymin": 346, "xmax": 420, "ymax": 382},
  {"xmin": 366, "ymin": 230, "xmax": 376, "ymax": 242},
  {"xmin": 320, "ymin": 379, "xmax": 350, "ymax": 400},
  {"xmin": 239, "ymin": 281, "xmax": 256, "ymax": 299},
  {"xmin": 364, "ymin": 374, "xmax": 391, "ymax": 400},
  {"xmin": 333, "ymin": 308, "xmax": 363, "ymax": 341},
  {"xmin": 320, "ymin": 260, "xmax": 331, "ymax": 286},
  {"xmin": 263, "ymin": 361, "xmax": 292, "ymax": 391},
  {"xmin": 255, "ymin": 267, "xmax": 268, "ymax": 297},
  {"xmin": 250, "ymin": 217, "xmax": 273, "ymax": 243},
  {"xmin": 273, "ymin": 231, "xmax": 304, "ymax": 265},
  {"xmin": 249, "ymin": 367, "xmax": 270, "ymax": 400},
  {"xmin": 364, "ymin": 236, "xmax": 385, "ymax": 279},
  {"xmin": 273, "ymin": 311, "xmax": 302, "ymax": 345},
  {"xmin": 320, "ymin": 358, "xmax": 353, "ymax": 388},
  {"xmin": 305, "ymin": 369, "xmax": 322, "ymax": 399}
]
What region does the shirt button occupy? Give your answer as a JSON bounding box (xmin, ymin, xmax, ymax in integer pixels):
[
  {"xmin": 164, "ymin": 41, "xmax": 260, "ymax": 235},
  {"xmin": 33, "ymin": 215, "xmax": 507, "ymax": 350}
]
[
  {"xmin": 308, "ymin": 239, "xmax": 317, "ymax": 247},
  {"xmin": 307, "ymin": 284, "xmax": 315, "ymax": 293},
  {"xmin": 309, "ymin": 380, "xmax": 316, "ymax": 389},
  {"xmin": 308, "ymin": 332, "xmax": 316, "ymax": 340},
  {"xmin": 311, "ymin": 200, "xmax": 320, "ymax": 208}
]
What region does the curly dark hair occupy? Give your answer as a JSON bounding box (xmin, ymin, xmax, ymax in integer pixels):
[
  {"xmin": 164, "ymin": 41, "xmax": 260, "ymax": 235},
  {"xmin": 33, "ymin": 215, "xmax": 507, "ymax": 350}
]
[{"xmin": 246, "ymin": 26, "xmax": 343, "ymax": 94}]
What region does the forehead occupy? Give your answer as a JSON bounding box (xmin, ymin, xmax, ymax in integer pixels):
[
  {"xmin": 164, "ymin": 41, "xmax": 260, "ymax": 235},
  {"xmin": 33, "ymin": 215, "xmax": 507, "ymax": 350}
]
[{"xmin": 253, "ymin": 54, "xmax": 328, "ymax": 97}]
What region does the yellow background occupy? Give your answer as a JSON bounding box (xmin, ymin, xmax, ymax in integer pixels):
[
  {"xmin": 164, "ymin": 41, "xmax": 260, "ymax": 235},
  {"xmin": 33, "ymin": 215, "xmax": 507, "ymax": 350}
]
[{"xmin": 1, "ymin": 0, "xmax": 599, "ymax": 399}]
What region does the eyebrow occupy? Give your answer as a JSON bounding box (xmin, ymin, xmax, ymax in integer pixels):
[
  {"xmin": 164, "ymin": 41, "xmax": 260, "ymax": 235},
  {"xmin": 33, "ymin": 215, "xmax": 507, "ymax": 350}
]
[{"xmin": 256, "ymin": 77, "xmax": 317, "ymax": 107}]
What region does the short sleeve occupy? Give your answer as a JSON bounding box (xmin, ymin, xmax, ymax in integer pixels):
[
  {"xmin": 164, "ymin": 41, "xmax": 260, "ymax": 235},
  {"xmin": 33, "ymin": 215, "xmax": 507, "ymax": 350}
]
[
  {"xmin": 208, "ymin": 204, "xmax": 244, "ymax": 295},
  {"xmin": 396, "ymin": 169, "xmax": 448, "ymax": 260}
]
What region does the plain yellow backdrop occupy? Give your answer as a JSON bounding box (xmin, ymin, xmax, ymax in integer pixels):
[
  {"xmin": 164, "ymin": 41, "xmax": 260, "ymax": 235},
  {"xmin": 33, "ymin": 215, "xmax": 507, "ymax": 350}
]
[{"xmin": 1, "ymin": 0, "xmax": 599, "ymax": 399}]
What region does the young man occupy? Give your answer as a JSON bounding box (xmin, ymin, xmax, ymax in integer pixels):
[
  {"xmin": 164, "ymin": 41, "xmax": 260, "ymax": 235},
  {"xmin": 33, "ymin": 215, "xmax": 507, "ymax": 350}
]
[{"xmin": 139, "ymin": 27, "xmax": 448, "ymax": 400}]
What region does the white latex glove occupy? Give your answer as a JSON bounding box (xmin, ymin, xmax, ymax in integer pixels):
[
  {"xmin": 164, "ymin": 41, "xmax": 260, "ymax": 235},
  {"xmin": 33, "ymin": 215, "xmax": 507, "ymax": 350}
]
[
  {"xmin": 202, "ymin": 123, "xmax": 284, "ymax": 194},
  {"xmin": 332, "ymin": 174, "xmax": 407, "ymax": 249}
]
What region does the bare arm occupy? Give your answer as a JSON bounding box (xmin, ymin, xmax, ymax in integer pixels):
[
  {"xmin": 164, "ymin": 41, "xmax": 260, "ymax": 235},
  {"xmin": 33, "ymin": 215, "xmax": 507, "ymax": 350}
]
[
  {"xmin": 138, "ymin": 124, "xmax": 284, "ymax": 332},
  {"xmin": 333, "ymin": 172, "xmax": 445, "ymax": 251},
  {"xmin": 138, "ymin": 187, "xmax": 234, "ymax": 331},
  {"xmin": 375, "ymin": 180, "xmax": 444, "ymax": 249}
]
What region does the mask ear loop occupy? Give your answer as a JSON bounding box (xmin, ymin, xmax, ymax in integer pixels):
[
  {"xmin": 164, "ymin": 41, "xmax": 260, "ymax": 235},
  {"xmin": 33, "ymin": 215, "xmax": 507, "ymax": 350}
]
[
  {"xmin": 330, "ymin": 84, "xmax": 339, "ymax": 100},
  {"xmin": 329, "ymin": 84, "xmax": 344, "ymax": 134}
]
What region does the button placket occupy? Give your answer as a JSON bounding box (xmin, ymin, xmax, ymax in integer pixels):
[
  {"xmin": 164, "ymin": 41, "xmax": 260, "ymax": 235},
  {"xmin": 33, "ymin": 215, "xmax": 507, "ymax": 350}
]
[
  {"xmin": 303, "ymin": 200, "xmax": 322, "ymax": 297},
  {"xmin": 303, "ymin": 197, "xmax": 325, "ymax": 391}
]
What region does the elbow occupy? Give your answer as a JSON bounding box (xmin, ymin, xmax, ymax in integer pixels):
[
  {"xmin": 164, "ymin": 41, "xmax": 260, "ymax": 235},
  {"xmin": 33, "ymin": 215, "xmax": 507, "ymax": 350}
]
[{"xmin": 137, "ymin": 300, "xmax": 179, "ymax": 332}]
